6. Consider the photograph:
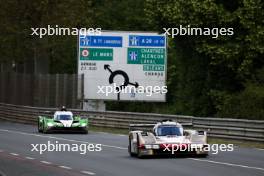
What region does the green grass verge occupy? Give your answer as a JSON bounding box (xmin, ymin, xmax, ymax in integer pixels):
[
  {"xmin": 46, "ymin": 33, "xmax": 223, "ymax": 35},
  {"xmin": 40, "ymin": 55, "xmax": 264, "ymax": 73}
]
[{"xmin": 90, "ymin": 125, "xmax": 264, "ymax": 149}]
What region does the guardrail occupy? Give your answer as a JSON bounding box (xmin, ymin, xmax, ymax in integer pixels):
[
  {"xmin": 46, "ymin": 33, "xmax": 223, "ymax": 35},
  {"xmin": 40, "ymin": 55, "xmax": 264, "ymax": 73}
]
[{"xmin": 0, "ymin": 103, "xmax": 263, "ymax": 142}]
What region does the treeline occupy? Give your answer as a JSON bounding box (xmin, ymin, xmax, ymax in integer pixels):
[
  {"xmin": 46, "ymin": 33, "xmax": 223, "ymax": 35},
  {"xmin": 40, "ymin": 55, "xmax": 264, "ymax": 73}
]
[{"xmin": 0, "ymin": 0, "xmax": 263, "ymax": 119}]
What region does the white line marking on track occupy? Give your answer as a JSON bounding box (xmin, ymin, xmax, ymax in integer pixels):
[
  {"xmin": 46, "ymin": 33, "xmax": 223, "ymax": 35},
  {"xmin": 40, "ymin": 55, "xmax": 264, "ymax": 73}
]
[
  {"xmin": 25, "ymin": 156, "xmax": 35, "ymax": 160},
  {"xmin": 0, "ymin": 129, "xmax": 127, "ymax": 150},
  {"xmin": 118, "ymin": 134, "xmax": 126, "ymax": 137},
  {"xmin": 10, "ymin": 153, "xmax": 19, "ymax": 156},
  {"xmin": 97, "ymin": 132, "xmax": 109, "ymax": 135},
  {"xmin": 40, "ymin": 161, "xmax": 52, "ymax": 165},
  {"xmin": 59, "ymin": 166, "xmax": 72, "ymax": 170},
  {"xmin": 81, "ymin": 171, "xmax": 96, "ymax": 175},
  {"xmin": 97, "ymin": 132, "xmax": 126, "ymax": 137},
  {"xmin": 2, "ymin": 128, "xmax": 263, "ymax": 172},
  {"xmin": 256, "ymin": 148, "xmax": 264, "ymax": 151},
  {"xmin": 190, "ymin": 158, "xmax": 264, "ymax": 171}
]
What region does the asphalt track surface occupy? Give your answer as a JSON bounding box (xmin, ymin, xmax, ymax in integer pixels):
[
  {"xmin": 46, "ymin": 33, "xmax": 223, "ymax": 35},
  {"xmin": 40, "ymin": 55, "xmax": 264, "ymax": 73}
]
[{"xmin": 0, "ymin": 121, "xmax": 263, "ymax": 176}]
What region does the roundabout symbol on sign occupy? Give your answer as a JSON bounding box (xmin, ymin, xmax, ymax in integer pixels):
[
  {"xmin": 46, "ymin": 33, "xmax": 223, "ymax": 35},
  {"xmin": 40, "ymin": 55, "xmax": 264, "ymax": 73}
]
[{"xmin": 104, "ymin": 64, "xmax": 139, "ymax": 100}]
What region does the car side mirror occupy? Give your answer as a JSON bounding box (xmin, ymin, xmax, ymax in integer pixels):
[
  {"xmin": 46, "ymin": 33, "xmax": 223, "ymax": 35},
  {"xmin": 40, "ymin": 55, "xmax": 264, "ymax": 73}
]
[{"xmin": 183, "ymin": 131, "xmax": 189, "ymax": 136}]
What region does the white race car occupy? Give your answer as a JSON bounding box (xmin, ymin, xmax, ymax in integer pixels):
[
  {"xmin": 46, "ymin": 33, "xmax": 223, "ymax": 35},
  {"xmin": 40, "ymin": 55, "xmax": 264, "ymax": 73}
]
[{"xmin": 128, "ymin": 120, "xmax": 208, "ymax": 158}]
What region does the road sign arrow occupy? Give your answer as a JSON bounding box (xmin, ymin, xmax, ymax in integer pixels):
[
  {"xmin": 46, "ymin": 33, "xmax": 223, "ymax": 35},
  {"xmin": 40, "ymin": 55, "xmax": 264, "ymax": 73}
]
[
  {"xmin": 129, "ymin": 82, "xmax": 139, "ymax": 88},
  {"xmin": 104, "ymin": 64, "xmax": 112, "ymax": 73}
]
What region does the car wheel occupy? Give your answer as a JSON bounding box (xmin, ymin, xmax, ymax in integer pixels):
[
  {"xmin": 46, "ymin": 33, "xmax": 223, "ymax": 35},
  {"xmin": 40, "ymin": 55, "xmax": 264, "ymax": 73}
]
[
  {"xmin": 83, "ymin": 129, "xmax": 88, "ymax": 134},
  {"xmin": 128, "ymin": 137, "xmax": 136, "ymax": 157},
  {"xmin": 43, "ymin": 125, "xmax": 50, "ymax": 134},
  {"xmin": 38, "ymin": 120, "xmax": 43, "ymax": 133},
  {"xmin": 135, "ymin": 134, "xmax": 143, "ymax": 158},
  {"xmin": 82, "ymin": 126, "xmax": 88, "ymax": 134},
  {"xmin": 128, "ymin": 145, "xmax": 133, "ymax": 157},
  {"xmin": 136, "ymin": 149, "xmax": 143, "ymax": 158}
]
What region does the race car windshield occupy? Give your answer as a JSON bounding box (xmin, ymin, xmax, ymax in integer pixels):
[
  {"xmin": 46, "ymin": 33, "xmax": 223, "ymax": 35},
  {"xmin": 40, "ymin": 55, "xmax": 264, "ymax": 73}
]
[
  {"xmin": 56, "ymin": 115, "xmax": 73, "ymax": 120},
  {"xmin": 156, "ymin": 126, "xmax": 182, "ymax": 136}
]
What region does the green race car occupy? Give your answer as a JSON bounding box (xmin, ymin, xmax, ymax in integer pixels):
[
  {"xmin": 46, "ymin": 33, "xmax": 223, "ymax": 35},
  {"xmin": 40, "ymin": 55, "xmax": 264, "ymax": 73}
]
[{"xmin": 38, "ymin": 110, "xmax": 89, "ymax": 134}]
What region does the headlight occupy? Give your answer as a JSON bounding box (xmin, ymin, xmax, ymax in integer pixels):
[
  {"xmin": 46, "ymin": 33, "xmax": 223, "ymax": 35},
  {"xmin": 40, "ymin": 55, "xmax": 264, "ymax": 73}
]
[
  {"xmin": 47, "ymin": 122, "xmax": 53, "ymax": 127},
  {"xmin": 81, "ymin": 123, "xmax": 86, "ymax": 127},
  {"xmin": 145, "ymin": 145, "xmax": 152, "ymax": 149},
  {"xmin": 152, "ymin": 144, "xmax": 160, "ymax": 149}
]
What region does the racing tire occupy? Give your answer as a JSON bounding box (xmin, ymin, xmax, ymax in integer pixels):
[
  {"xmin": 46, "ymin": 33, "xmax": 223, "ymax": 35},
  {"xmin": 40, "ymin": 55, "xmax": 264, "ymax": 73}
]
[
  {"xmin": 135, "ymin": 134, "xmax": 143, "ymax": 158},
  {"xmin": 128, "ymin": 137, "xmax": 137, "ymax": 157},
  {"xmin": 83, "ymin": 129, "xmax": 88, "ymax": 134},
  {"xmin": 43, "ymin": 130, "xmax": 51, "ymax": 134},
  {"xmin": 43, "ymin": 128, "xmax": 48, "ymax": 134},
  {"xmin": 43, "ymin": 124, "xmax": 50, "ymax": 134},
  {"xmin": 136, "ymin": 150, "xmax": 143, "ymax": 158},
  {"xmin": 38, "ymin": 120, "xmax": 43, "ymax": 133},
  {"xmin": 82, "ymin": 126, "xmax": 88, "ymax": 134}
]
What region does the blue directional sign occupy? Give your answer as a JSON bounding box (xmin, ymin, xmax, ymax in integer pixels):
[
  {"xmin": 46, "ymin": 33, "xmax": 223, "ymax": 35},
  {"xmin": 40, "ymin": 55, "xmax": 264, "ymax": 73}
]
[
  {"xmin": 128, "ymin": 51, "xmax": 138, "ymax": 61},
  {"xmin": 129, "ymin": 35, "xmax": 165, "ymax": 47},
  {"xmin": 80, "ymin": 36, "xmax": 122, "ymax": 47},
  {"xmin": 78, "ymin": 31, "xmax": 167, "ymax": 102}
]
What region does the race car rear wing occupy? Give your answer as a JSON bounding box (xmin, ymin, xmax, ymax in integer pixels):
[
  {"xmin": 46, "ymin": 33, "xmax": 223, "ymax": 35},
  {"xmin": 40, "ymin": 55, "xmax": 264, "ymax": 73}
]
[
  {"xmin": 129, "ymin": 122, "xmax": 193, "ymax": 131},
  {"xmin": 129, "ymin": 124, "xmax": 156, "ymax": 132}
]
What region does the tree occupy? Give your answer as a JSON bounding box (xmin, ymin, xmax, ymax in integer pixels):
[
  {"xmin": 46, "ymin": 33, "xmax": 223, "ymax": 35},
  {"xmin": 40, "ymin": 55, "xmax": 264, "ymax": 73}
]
[
  {"xmin": 144, "ymin": 0, "xmax": 264, "ymax": 118},
  {"xmin": 0, "ymin": 0, "xmax": 93, "ymax": 73}
]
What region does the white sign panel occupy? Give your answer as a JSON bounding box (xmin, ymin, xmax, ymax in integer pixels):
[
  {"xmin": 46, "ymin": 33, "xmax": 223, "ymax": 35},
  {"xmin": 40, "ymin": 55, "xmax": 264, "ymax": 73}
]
[{"xmin": 78, "ymin": 31, "xmax": 167, "ymax": 101}]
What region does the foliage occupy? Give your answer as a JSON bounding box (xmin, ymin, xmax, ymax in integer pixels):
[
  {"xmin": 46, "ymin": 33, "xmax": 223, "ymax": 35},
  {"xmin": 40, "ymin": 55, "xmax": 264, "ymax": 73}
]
[
  {"xmin": 0, "ymin": 0, "xmax": 93, "ymax": 73},
  {"xmin": 0, "ymin": 0, "xmax": 263, "ymax": 119},
  {"xmin": 143, "ymin": 0, "xmax": 264, "ymax": 119}
]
